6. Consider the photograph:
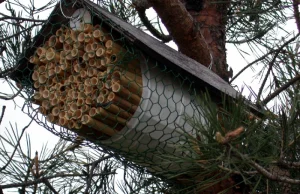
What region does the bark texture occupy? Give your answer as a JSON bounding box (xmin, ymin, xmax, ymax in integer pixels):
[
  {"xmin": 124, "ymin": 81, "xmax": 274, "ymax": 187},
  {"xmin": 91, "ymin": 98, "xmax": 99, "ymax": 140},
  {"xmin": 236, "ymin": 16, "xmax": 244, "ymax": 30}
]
[
  {"xmin": 148, "ymin": 0, "xmax": 212, "ymax": 67},
  {"xmin": 193, "ymin": 0, "xmax": 232, "ymax": 81},
  {"xmin": 148, "ymin": 0, "xmax": 232, "ymax": 81}
]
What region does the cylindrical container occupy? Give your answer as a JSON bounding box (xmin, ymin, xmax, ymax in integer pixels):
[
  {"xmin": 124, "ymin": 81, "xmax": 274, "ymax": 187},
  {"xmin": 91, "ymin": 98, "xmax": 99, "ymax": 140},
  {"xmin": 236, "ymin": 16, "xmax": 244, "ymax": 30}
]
[{"xmin": 100, "ymin": 60, "xmax": 201, "ymax": 176}]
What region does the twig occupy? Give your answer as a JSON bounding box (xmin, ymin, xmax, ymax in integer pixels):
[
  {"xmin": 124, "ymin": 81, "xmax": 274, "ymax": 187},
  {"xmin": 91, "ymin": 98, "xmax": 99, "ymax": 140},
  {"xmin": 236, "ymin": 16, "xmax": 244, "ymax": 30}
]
[
  {"xmin": 83, "ymin": 156, "xmax": 112, "ymax": 167},
  {"xmin": 43, "ymin": 179, "xmax": 58, "ymax": 194},
  {"xmin": 0, "ymin": 106, "xmax": 6, "ymax": 125},
  {"xmin": 0, "ymin": 89, "xmax": 22, "ymax": 100},
  {"xmin": 218, "ymin": 165, "xmax": 258, "ymax": 175},
  {"xmin": 261, "ymin": 74, "xmax": 300, "ymax": 105},
  {"xmin": 1, "ymin": 172, "xmax": 116, "ymax": 189},
  {"xmin": 0, "ymin": 0, "xmax": 5, "ymax": 4},
  {"xmin": 0, "ymin": 119, "xmax": 33, "ymax": 172},
  {"xmin": 278, "ymin": 160, "xmax": 300, "ymax": 169},
  {"xmin": 84, "ymin": 156, "xmax": 112, "ymax": 193},
  {"xmin": 0, "ymin": 66, "xmax": 19, "ymax": 78},
  {"xmin": 231, "ymin": 146, "xmax": 300, "ymax": 184},
  {"xmin": 293, "ymin": 0, "xmax": 300, "ymax": 33},
  {"xmin": 0, "ymin": 24, "xmax": 38, "ymax": 42},
  {"xmin": 230, "ymin": 49, "xmax": 277, "ymax": 83},
  {"xmin": 0, "ymin": 13, "xmax": 46, "ymax": 23},
  {"xmin": 231, "ymin": 34, "xmax": 300, "ymax": 84},
  {"xmin": 256, "ymin": 34, "xmax": 300, "ymax": 104}
]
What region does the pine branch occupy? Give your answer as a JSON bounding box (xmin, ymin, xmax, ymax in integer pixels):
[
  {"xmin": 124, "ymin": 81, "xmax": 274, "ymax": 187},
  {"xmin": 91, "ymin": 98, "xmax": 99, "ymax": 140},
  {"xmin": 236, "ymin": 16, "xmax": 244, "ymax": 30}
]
[
  {"xmin": 0, "ymin": 89, "xmax": 22, "ymax": 100},
  {"xmin": 0, "ymin": 119, "xmax": 33, "ymax": 172},
  {"xmin": 230, "ymin": 49, "xmax": 278, "ymax": 83},
  {"xmin": 231, "ymin": 146, "xmax": 300, "ymax": 184},
  {"xmin": 261, "ymin": 74, "xmax": 300, "ymax": 105},
  {"xmin": 218, "ymin": 165, "xmax": 258, "ymax": 175},
  {"xmin": 279, "ymin": 160, "xmax": 300, "ymax": 169},
  {"xmin": 256, "ymin": 34, "xmax": 300, "ymax": 104},
  {"xmin": 0, "ymin": 24, "xmax": 38, "ymax": 42},
  {"xmin": 0, "ymin": 106, "xmax": 6, "ymax": 125},
  {"xmin": 43, "ymin": 179, "xmax": 58, "ymax": 194},
  {"xmin": 292, "ymin": 0, "xmax": 300, "ymax": 33},
  {"xmin": 1, "ymin": 172, "xmax": 116, "ymax": 189},
  {"xmin": 0, "ymin": 13, "xmax": 46, "ymax": 23}
]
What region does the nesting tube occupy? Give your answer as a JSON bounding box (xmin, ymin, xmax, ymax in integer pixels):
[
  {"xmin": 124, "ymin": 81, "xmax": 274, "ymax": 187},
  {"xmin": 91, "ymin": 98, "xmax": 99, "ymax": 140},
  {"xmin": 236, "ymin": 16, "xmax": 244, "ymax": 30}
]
[
  {"xmin": 93, "ymin": 29, "xmax": 107, "ymax": 42},
  {"xmin": 30, "ymin": 23, "xmax": 145, "ymax": 142},
  {"xmin": 95, "ymin": 107, "xmax": 127, "ymax": 125},
  {"xmin": 96, "ymin": 47, "xmax": 105, "ymax": 57},
  {"xmin": 84, "ymin": 24, "xmax": 93, "ymax": 33},
  {"xmin": 51, "ymin": 107, "xmax": 60, "ymax": 116},
  {"xmin": 32, "ymin": 71, "xmax": 39, "ymax": 81},
  {"xmin": 48, "ymin": 35, "xmax": 62, "ymax": 49},
  {"xmin": 36, "ymin": 47, "xmax": 46, "ymax": 57},
  {"xmin": 81, "ymin": 114, "xmax": 115, "ymax": 136},
  {"xmin": 38, "ymin": 74, "xmax": 48, "ymax": 84},
  {"xmin": 67, "ymin": 120, "xmax": 76, "ymax": 129},
  {"xmin": 33, "ymin": 81, "xmax": 40, "ymax": 89},
  {"xmin": 112, "ymin": 71, "xmax": 142, "ymax": 96},
  {"xmin": 107, "ymin": 92, "xmax": 137, "ymax": 114},
  {"xmin": 104, "ymin": 103, "xmax": 132, "ymax": 120},
  {"xmin": 112, "ymin": 82, "xmax": 141, "ymax": 106},
  {"xmin": 59, "ymin": 117, "xmax": 68, "ymax": 127},
  {"xmin": 71, "ymin": 49, "xmax": 84, "ymax": 58},
  {"xmin": 89, "ymin": 107, "xmax": 116, "ymax": 127},
  {"xmin": 73, "ymin": 109, "xmax": 82, "ymax": 120},
  {"xmin": 46, "ymin": 113, "xmax": 58, "ymax": 124},
  {"xmin": 30, "ymin": 56, "xmax": 41, "ymax": 65},
  {"xmin": 105, "ymin": 40, "xmax": 125, "ymax": 57},
  {"xmin": 46, "ymin": 48, "xmax": 60, "ymax": 62},
  {"xmin": 42, "ymin": 100, "xmax": 51, "ymax": 110}
]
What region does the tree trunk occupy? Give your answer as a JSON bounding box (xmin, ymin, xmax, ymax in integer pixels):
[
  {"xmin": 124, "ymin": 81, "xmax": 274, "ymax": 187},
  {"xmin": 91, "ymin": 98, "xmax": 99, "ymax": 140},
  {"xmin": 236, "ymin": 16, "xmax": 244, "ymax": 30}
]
[{"xmin": 148, "ymin": 0, "xmax": 232, "ymax": 82}]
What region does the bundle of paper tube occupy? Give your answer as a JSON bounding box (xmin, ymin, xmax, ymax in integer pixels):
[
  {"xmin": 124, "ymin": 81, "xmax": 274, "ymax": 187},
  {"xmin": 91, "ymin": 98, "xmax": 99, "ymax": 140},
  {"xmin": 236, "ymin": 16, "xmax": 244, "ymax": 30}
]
[{"xmin": 29, "ymin": 24, "xmax": 142, "ymax": 139}]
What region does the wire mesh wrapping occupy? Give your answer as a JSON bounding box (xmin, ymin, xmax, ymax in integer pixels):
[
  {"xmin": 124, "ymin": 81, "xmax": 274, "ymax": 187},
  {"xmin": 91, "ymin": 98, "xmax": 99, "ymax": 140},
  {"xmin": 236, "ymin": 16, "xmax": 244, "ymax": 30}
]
[
  {"xmin": 16, "ymin": 2, "xmax": 205, "ymax": 178},
  {"xmin": 5, "ymin": 0, "xmax": 300, "ymax": 193}
]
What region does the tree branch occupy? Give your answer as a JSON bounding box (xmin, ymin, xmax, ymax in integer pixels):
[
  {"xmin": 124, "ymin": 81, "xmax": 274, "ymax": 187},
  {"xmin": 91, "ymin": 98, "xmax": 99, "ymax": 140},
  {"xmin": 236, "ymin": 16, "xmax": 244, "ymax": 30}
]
[
  {"xmin": 292, "ymin": 0, "xmax": 300, "ymax": 33},
  {"xmin": 0, "ymin": 89, "xmax": 22, "ymax": 100},
  {"xmin": 231, "ymin": 146, "xmax": 300, "ymax": 184},
  {"xmin": 230, "ymin": 50, "xmax": 277, "ymax": 83},
  {"xmin": 132, "ymin": 0, "xmax": 151, "ymax": 10},
  {"xmin": 84, "ymin": 156, "xmax": 112, "ymax": 193},
  {"xmin": 0, "ymin": 24, "xmax": 38, "ymax": 42},
  {"xmin": 0, "ymin": 106, "xmax": 6, "ymax": 125},
  {"xmin": 0, "ymin": 119, "xmax": 33, "ymax": 172},
  {"xmin": 261, "ymin": 74, "xmax": 300, "ymax": 105},
  {"xmin": 257, "ymin": 34, "xmax": 300, "ymax": 104},
  {"xmin": 1, "ymin": 172, "xmax": 116, "ymax": 189},
  {"xmin": 137, "ymin": 8, "xmax": 172, "ymax": 42},
  {"xmin": 0, "ymin": 13, "xmax": 46, "ymax": 23},
  {"xmin": 279, "ymin": 160, "xmax": 300, "ymax": 169},
  {"xmin": 43, "ymin": 179, "xmax": 58, "ymax": 194},
  {"xmin": 147, "ymin": 0, "xmax": 211, "ymax": 66}
]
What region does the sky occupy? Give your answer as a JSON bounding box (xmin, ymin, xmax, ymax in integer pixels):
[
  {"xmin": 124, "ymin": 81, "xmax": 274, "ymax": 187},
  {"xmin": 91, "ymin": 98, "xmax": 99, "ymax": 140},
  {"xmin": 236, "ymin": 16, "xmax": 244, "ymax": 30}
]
[{"xmin": 0, "ymin": 0, "xmax": 298, "ymax": 190}]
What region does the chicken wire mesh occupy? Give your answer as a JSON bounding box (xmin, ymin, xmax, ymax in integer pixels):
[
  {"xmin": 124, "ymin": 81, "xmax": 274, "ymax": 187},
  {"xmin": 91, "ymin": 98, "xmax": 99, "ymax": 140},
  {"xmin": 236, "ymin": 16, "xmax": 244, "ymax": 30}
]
[
  {"xmin": 14, "ymin": 2, "xmax": 206, "ymax": 178},
  {"xmin": 5, "ymin": 1, "xmax": 300, "ymax": 193}
]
